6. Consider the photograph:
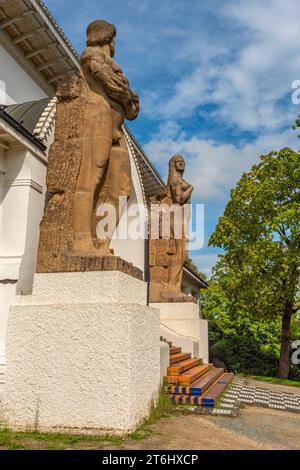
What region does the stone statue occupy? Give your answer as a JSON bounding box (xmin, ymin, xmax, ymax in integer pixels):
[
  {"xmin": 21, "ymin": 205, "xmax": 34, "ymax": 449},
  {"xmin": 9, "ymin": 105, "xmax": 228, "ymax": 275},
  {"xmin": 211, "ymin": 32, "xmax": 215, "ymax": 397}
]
[
  {"xmin": 74, "ymin": 20, "xmax": 139, "ymax": 256},
  {"xmin": 149, "ymin": 155, "xmax": 194, "ymax": 302},
  {"xmin": 37, "ymin": 20, "xmax": 141, "ymax": 278}
]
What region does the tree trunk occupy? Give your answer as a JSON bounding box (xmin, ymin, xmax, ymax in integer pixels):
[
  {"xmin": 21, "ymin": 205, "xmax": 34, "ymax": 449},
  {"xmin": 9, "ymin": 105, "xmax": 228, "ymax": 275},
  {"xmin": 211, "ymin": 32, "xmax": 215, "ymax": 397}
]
[{"xmin": 278, "ymin": 301, "xmax": 293, "ymax": 379}]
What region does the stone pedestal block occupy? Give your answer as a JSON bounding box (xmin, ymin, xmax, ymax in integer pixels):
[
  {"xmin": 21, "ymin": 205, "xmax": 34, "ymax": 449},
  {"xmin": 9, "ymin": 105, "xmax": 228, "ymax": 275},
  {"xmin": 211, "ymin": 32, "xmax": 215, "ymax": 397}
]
[
  {"xmin": 151, "ymin": 302, "xmax": 209, "ymax": 363},
  {"xmin": 3, "ymin": 272, "xmax": 160, "ymax": 434}
]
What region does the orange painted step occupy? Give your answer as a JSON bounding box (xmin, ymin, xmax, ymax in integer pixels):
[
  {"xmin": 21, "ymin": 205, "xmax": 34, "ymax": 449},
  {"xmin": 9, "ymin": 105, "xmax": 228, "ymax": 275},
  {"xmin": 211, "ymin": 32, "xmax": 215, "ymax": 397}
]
[
  {"xmin": 170, "ymin": 352, "xmax": 191, "ymax": 365},
  {"xmin": 167, "ymin": 363, "xmax": 213, "ymax": 384},
  {"xmin": 168, "ymin": 358, "xmax": 201, "ymax": 375},
  {"xmin": 166, "ymin": 394, "xmax": 203, "ymax": 405},
  {"xmin": 170, "ymin": 347, "xmax": 182, "ymax": 355},
  {"xmin": 177, "ymin": 363, "xmax": 213, "ymax": 385}
]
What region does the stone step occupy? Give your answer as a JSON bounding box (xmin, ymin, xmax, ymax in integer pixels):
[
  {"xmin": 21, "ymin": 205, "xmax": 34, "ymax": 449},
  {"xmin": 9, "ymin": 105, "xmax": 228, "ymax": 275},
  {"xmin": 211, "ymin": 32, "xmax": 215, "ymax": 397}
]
[
  {"xmin": 167, "ymin": 358, "xmax": 200, "ymax": 376},
  {"xmin": 167, "ymin": 363, "xmax": 213, "ymax": 384},
  {"xmin": 164, "ymin": 368, "xmax": 223, "ymax": 395},
  {"xmin": 170, "ymin": 352, "xmax": 191, "ymax": 365},
  {"xmin": 189, "ymin": 368, "xmax": 224, "ymax": 396},
  {"xmin": 166, "ymin": 372, "xmax": 234, "ymax": 408},
  {"xmin": 202, "ymin": 373, "xmax": 235, "ymax": 408},
  {"xmin": 170, "ymin": 347, "xmax": 182, "ymax": 355}
]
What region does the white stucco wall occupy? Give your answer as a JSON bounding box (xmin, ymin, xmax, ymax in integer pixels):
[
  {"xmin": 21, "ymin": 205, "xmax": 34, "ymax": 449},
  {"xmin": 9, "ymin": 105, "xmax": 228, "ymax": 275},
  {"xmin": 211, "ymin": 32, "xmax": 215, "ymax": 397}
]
[
  {"xmin": 151, "ymin": 302, "xmax": 209, "ymax": 363},
  {"xmin": 160, "ymin": 341, "xmax": 170, "ymax": 384},
  {"xmin": 0, "ymin": 47, "xmax": 47, "ymax": 105},
  {"xmin": 0, "ymin": 145, "xmax": 48, "ymax": 366},
  {"xmin": 110, "ymin": 142, "xmax": 147, "ymax": 276},
  {"xmin": 3, "ymin": 272, "xmax": 160, "ymax": 433}
]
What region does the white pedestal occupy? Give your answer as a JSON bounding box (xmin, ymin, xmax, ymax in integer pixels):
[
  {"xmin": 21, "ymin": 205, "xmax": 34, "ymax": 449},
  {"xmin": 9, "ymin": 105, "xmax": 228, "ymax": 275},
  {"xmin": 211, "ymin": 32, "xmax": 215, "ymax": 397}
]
[
  {"xmin": 2, "ymin": 272, "xmax": 160, "ymax": 434},
  {"xmin": 151, "ymin": 302, "xmax": 209, "ymax": 363}
]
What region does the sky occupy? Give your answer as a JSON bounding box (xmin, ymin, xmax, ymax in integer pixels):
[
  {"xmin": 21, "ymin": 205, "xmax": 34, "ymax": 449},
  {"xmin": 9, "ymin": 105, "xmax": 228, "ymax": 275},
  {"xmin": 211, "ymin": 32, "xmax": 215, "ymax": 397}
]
[{"xmin": 45, "ymin": 0, "xmax": 300, "ymax": 277}]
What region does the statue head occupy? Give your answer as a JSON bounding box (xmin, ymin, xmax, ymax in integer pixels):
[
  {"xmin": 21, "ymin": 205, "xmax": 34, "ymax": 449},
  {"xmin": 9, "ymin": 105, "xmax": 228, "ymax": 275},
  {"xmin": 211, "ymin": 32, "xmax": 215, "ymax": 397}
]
[
  {"xmin": 169, "ymin": 154, "xmax": 185, "ymax": 174},
  {"xmin": 167, "ymin": 154, "xmax": 186, "ymax": 199},
  {"xmin": 86, "ymin": 20, "xmax": 116, "ymax": 56}
]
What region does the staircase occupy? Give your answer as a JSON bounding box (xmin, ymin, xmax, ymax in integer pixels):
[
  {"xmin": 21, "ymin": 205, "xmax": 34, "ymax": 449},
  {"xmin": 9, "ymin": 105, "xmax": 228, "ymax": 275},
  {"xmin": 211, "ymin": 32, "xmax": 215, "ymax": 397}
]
[{"xmin": 163, "ymin": 342, "xmax": 234, "ymax": 409}]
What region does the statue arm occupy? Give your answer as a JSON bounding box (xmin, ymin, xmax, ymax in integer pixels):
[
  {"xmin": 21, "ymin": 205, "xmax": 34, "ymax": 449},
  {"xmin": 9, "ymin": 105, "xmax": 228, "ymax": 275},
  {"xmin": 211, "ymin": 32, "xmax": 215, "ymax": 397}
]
[
  {"xmin": 171, "ymin": 182, "xmax": 194, "ymax": 204},
  {"xmin": 81, "ymin": 49, "xmax": 139, "ymax": 119},
  {"xmin": 82, "ymin": 50, "xmax": 129, "ymax": 100},
  {"xmin": 93, "ymin": 60, "xmax": 139, "ymax": 118}
]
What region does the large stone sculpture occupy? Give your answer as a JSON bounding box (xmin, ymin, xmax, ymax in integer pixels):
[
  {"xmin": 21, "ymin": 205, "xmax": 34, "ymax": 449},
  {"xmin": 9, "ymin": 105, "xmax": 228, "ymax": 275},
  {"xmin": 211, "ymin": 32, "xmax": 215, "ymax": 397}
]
[
  {"xmin": 37, "ymin": 20, "xmax": 140, "ymax": 277},
  {"xmin": 149, "ymin": 155, "xmax": 194, "ymax": 302}
]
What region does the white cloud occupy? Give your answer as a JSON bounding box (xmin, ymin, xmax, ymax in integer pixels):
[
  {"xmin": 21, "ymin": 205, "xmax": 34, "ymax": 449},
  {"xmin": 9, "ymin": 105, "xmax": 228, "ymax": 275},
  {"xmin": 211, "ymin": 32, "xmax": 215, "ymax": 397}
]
[
  {"xmin": 144, "ymin": 127, "xmax": 299, "ymax": 202},
  {"xmin": 143, "ymin": 0, "xmax": 300, "ymax": 132}
]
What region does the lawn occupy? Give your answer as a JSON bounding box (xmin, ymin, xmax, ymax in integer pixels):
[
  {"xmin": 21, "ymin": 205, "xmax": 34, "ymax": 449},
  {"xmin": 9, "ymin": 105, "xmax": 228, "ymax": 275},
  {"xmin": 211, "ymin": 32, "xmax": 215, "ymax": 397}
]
[{"xmin": 249, "ymin": 375, "xmax": 300, "ymax": 388}]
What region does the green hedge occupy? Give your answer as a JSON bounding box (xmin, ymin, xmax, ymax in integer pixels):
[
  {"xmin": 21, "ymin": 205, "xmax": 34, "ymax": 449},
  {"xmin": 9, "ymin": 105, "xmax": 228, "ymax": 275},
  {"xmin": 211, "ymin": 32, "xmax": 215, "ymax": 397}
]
[{"xmin": 210, "ymin": 331, "xmax": 300, "ymax": 380}]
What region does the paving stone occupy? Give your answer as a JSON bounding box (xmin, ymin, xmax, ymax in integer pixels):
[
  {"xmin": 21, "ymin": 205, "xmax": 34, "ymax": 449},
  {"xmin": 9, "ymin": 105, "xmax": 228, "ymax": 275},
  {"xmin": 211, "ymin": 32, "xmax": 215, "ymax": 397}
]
[
  {"xmin": 212, "ymin": 409, "xmax": 234, "ymax": 416},
  {"xmin": 269, "ymin": 404, "xmax": 286, "ymax": 410}
]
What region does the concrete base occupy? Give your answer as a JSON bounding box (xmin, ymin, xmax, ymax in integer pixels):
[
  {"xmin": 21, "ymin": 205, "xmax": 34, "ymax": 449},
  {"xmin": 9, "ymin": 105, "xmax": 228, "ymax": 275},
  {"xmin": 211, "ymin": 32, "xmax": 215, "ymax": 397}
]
[
  {"xmin": 151, "ymin": 302, "xmax": 209, "ymax": 363},
  {"xmin": 2, "ymin": 272, "xmax": 160, "ymax": 434}
]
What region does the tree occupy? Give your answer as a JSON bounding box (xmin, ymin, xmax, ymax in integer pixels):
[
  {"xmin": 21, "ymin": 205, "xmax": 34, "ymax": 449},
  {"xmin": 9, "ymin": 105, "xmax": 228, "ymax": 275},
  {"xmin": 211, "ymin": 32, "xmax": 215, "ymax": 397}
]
[{"xmin": 209, "ymin": 148, "xmax": 300, "ymax": 378}]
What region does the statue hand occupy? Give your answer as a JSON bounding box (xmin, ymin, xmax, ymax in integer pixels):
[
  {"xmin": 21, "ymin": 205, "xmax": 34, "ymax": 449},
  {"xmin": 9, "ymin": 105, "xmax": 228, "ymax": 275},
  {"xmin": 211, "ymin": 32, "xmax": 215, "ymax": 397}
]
[
  {"xmin": 97, "ymin": 70, "xmax": 131, "ymax": 103},
  {"xmin": 105, "ymin": 82, "xmax": 131, "ymax": 102}
]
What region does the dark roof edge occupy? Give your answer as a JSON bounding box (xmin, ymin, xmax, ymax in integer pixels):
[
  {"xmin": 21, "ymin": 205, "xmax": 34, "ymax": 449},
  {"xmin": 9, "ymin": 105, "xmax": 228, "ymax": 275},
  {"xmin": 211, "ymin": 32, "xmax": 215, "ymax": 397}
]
[
  {"xmin": 0, "ymin": 106, "xmax": 46, "ymax": 152},
  {"xmin": 124, "ymin": 124, "xmax": 165, "ymax": 187},
  {"xmin": 183, "ymin": 264, "xmax": 209, "ymax": 289},
  {"xmin": 35, "ymin": 0, "xmax": 80, "ymax": 62}
]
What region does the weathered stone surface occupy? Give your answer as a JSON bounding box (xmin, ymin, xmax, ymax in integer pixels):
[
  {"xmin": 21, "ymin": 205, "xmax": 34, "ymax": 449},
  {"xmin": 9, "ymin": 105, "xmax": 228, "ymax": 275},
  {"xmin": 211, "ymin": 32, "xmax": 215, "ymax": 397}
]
[
  {"xmin": 38, "ymin": 254, "xmax": 143, "ymax": 280},
  {"xmin": 149, "ymin": 155, "xmax": 195, "ymax": 302},
  {"xmin": 37, "ymin": 19, "xmax": 139, "ymax": 274}
]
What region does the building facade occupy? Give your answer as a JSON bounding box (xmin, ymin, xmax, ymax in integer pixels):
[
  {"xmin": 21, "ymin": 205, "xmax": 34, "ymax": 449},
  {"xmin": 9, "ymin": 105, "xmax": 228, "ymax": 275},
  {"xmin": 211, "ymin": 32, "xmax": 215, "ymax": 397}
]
[{"xmin": 0, "ymin": 0, "xmax": 207, "ymax": 390}]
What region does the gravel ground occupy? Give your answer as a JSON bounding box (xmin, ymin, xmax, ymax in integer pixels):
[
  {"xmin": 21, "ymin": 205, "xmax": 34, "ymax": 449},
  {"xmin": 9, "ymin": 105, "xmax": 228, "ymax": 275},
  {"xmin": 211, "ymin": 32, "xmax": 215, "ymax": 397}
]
[
  {"xmin": 122, "ymin": 405, "xmax": 300, "ymax": 450},
  {"xmin": 209, "ymin": 406, "xmax": 300, "ymax": 450}
]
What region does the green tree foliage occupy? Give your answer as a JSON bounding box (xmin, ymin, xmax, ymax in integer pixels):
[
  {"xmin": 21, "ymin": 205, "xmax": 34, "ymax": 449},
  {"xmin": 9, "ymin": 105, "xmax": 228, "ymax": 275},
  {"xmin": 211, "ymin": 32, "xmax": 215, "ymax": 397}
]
[
  {"xmin": 202, "ymin": 279, "xmax": 300, "ymax": 379},
  {"xmin": 207, "ymin": 148, "xmax": 300, "ymax": 378}
]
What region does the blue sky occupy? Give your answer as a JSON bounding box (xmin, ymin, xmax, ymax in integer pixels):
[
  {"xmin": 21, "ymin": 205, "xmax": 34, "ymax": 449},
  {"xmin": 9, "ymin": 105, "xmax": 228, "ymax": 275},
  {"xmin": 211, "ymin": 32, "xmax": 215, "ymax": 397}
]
[{"xmin": 46, "ymin": 0, "xmax": 300, "ymax": 277}]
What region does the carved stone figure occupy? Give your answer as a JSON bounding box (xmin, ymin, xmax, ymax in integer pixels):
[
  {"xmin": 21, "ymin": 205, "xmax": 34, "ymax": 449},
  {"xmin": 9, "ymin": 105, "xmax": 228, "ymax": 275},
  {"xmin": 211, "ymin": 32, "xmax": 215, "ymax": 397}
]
[
  {"xmin": 37, "ymin": 20, "xmax": 141, "ymax": 278},
  {"xmin": 149, "ymin": 155, "xmax": 194, "ymax": 302}
]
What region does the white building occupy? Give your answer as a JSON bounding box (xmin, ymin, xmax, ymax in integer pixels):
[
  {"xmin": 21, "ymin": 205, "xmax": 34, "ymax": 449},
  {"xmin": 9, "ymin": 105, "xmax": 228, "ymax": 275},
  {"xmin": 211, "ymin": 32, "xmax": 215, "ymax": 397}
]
[{"xmin": 0, "ymin": 0, "xmax": 207, "ymax": 392}]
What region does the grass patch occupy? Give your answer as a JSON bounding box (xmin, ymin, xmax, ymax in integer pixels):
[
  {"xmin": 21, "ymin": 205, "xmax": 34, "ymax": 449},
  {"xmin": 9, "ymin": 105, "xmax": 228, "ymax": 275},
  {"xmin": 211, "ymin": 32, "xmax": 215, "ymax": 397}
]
[
  {"xmin": 0, "ymin": 427, "xmax": 124, "ymax": 450},
  {"xmin": 0, "ymin": 428, "xmax": 26, "ymax": 450},
  {"xmin": 249, "ymin": 375, "xmax": 300, "ymax": 388},
  {"xmin": 0, "ymin": 391, "xmax": 179, "ymax": 449}
]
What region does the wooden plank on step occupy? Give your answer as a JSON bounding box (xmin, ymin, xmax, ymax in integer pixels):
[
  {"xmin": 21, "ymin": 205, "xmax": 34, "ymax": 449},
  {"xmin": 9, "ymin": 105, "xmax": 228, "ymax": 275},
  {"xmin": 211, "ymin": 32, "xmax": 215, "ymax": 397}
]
[
  {"xmin": 167, "ymin": 358, "xmax": 200, "ymax": 375},
  {"xmin": 189, "ymin": 368, "xmax": 224, "ymax": 396},
  {"xmin": 201, "ymin": 374, "xmax": 232, "ymax": 407},
  {"xmin": 177, "ymin": 363, "xmax": 213, "ymax": 385},
  {"xmin": 170, "ymin": 347, "xmax": 182, "ymax": 355},
  {"xmin": 170, "ymin": 352, "xmax": 191, "ymax": 365}
]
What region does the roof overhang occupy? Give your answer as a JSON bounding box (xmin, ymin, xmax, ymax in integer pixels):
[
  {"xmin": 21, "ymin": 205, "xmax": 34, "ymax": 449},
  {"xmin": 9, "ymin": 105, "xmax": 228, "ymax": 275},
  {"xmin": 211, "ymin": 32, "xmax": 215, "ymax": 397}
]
[
  {"xmin": 0, "ymin": 108, "xmax": 47, "ymax": 162},
  {"xmin": 183, "ymin": 265, "xmax": 208, "ymax": 289},
  {"xmin": 0, "ymin": 0, "xmax": 80, "ymax": 96}
]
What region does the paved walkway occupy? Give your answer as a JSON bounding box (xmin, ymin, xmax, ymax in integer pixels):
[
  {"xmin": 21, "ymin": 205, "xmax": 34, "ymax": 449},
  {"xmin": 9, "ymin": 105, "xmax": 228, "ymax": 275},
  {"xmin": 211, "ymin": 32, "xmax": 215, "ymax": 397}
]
[{"xmin": 212, "ymin": 377, "xmax": 300, "ymax": 416}]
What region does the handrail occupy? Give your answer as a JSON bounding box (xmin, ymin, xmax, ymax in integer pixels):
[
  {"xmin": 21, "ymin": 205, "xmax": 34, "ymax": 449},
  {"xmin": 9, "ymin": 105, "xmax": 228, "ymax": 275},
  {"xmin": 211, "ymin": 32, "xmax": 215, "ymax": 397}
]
[{"xmin": 160, "ymin": 321, "xmax": 199, "ymax": 342}]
